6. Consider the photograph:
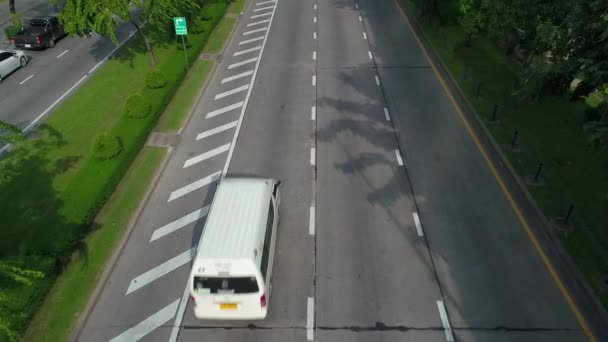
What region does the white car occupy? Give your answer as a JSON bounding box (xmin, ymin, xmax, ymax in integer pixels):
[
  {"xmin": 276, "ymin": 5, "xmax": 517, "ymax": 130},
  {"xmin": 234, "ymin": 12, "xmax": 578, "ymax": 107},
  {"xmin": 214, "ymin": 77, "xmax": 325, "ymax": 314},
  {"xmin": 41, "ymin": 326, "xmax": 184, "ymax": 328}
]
[{"xmin": 0, "ymin": 49, "xmax": 28, "ymax": 82}]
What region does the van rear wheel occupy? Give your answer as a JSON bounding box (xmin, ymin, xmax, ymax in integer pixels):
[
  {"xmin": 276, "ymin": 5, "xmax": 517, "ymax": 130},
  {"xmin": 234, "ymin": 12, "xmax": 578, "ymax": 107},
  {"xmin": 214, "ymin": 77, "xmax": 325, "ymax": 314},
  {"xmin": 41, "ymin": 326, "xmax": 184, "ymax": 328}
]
[{"xmin": 48, "ymin": 37, "xmax": 55, "ymax": 48}]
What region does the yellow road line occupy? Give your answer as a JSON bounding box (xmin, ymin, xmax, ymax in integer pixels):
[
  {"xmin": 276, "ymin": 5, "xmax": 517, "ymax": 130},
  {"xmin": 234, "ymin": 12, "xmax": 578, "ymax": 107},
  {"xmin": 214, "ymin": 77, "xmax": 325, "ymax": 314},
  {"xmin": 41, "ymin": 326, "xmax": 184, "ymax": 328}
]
[{"xmin": 391, "ymin": 0, "xmax": 597, "ymax": 340}]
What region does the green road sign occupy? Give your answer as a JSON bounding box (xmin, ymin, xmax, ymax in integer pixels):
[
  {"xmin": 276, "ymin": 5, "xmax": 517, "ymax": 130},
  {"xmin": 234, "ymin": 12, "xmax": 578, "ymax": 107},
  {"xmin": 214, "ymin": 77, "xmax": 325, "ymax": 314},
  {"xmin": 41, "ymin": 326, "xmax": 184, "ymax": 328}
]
[{"xmin": 173, "ymin": 17, "xmax": 188, "ymax": 35}]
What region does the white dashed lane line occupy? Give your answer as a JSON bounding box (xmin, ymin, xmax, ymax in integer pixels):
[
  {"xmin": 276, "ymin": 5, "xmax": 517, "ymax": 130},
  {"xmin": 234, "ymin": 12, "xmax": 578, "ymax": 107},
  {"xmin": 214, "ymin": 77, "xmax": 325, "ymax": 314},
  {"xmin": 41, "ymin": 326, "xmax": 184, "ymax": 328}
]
[
  {"xmin": 437, "ymin": 300, "xmax": 455, "ymax": 341},
  {"xmin": 197, "ymin": 121, "xmax": 238, "ymax": 140},
  {"xmin": 150, "ymin": 207, "xmax": 210, "ymax": 242},
  {"xmin": 126, "ymin": 249, "xmax": 194, "ymax": 295},
  {"xmin": 19, "ymin": 75, "xmax": 34, "ymax": 85},
  {"xmin": 395, "ymin": 149, "xmax": 404, "ymax": 166},
  {"xmin": 221, "ymin": 70, "xmax": 254, "ymax": 83},
  {"xmin": 254, "ymin": 5, "xmax": 274, "ymax": 11},
  {"xmin": 384, "ymin": 107, "xmax": 390, "ymax": 121},
  {"xmin": 109, "ymin": 299, "xmax": 180, "ymax": 342},
  {"xmin": 240, "ymin": 36, "xmax": 265, "ymax": 45},
  {"xmin": 251, "ymin": 12, "xmax": 272, "ymax": 18},
  {"xmin": 228, "ymin": 57, "xmax": 258, "ymax": 69},
  {"xmin": 375, "ymin": 75, "xmax": 380, "ymax": 85},
  {"xmin": 363, "ymin": 32, "xmax": 367, "ymax": 40},
  {"xmin": 205, "ymin": 101, "xmax": 244, "ymax": 118},
  {"xmin": 412, "ymin": 211, "xmax": 423, "ymax": 237},
  {"xmin": 311, "ymin": 106, "xmax": 316, "ymax": 121},
  {"xmin": 183, "ymin": 143, "xmax": 231, "ymax": 168},
  {"xmin": 247, "ymin": 19, "xmax": 271, "ymax": 27},
  {"xmin": 56, "ymin": 49, "xmax": 68, "ymax": 58},
  {"xmin": 234, "ymin": 45, "xmax": 262, "ymax": 56},
  {"xmin": 214, "ymin": 84, "xmax": 249, "ymax": 100},
  {"xmin": 167, "ymin": 171, "xmax": 221, "ymax": 202}
]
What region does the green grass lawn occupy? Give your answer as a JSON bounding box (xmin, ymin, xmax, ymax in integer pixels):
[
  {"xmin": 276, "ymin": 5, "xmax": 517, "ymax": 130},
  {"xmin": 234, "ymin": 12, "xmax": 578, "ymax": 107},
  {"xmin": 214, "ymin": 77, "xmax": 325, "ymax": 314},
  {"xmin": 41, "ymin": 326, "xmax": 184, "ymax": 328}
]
[
  {"xmin": 203, "ymin": 17, "xmax": 236, "ymax": 54},
  {"xmin": 0, "ymin": 3, "xmax": 229, "ymax": 340},
  {"xmin": 228, "ymin": 0, "xmax": 247, "ymax": 15},
  {"xmin": 403, "ymin": 0, "xmax": 608, "ymax": 306},
  {"xmin": 21, "ymin": 147, "xmax": 166, "ymax": 342},
  {"xmin": 156, "ymin": 60, "xmax": 213, "ymax": 132}
]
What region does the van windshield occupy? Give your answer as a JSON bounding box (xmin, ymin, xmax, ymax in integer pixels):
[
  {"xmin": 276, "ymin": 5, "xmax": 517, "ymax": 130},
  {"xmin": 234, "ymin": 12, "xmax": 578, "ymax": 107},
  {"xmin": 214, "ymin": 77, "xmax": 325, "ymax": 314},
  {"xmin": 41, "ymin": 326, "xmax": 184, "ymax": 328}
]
[{"xmin": 193, "ymin": 276, "xmax": 259, "ymax": 294}]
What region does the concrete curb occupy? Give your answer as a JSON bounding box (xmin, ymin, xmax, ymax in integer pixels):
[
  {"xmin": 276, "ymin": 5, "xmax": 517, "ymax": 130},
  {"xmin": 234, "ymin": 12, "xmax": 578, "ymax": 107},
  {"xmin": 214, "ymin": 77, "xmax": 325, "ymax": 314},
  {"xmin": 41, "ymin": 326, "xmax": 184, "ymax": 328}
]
[
  {"xmin": 67, "ymin": 4, "xmax": 246, "ymax": 342},
  {"xmin": 396, "ymin": 1, "xmax": 608, "ymax": 340}
]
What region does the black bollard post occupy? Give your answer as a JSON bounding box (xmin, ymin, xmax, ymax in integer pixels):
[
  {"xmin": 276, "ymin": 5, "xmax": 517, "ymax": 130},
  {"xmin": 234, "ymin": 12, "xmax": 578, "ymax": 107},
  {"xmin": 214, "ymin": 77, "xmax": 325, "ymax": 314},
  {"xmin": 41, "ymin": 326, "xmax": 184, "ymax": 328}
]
[
  {"xmin": 511, "ymin": 130, "xmax": 519, "ymax": 149},
  {"xmin": 564, "ymin": 205, "xmax": 574, "ymax": 226},
  {"xmin": 491, "ymin": 104, "xmax": 498, "ymax": 121},
  {"xmin": 534, "ymin": 162, "xmax": 544, "ymax": 182}
]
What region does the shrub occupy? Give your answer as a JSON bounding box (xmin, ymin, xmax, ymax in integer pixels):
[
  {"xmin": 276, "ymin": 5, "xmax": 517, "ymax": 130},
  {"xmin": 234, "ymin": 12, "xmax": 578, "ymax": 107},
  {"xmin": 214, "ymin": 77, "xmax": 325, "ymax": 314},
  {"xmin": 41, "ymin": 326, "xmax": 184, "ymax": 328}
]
[
  {"xmin": 125, "ymin": 94, "xmax": 151, "ymax": 119},
  {"xmin": 93, "ymin": 134, "xmax": 122, "ymax": 160},
  {"xmin": 4, "ymin": 25, "xmax": 21, "ymax": 41},
  {"xmin": 190, "ymin": 18, "xmax": 206, "ymax": 34},
  {"xmin": 145, "ymin": 70, "xmax": 167, "ymax": 89}
]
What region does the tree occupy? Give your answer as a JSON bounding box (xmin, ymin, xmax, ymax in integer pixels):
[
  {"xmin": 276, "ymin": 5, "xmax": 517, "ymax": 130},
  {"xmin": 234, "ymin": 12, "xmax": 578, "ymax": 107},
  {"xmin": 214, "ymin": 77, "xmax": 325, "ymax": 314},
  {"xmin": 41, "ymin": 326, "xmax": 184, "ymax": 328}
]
[
  {"xmin": 54, "ymin": 0, "xmax": 199, "ymax": 66},
  {"xmin": 458, "ymin": 0, "xmax": 485, "ymax": 47},
  {"xmin": 0, "ymin": 120, "xmax": 23, "ymax": 144}
]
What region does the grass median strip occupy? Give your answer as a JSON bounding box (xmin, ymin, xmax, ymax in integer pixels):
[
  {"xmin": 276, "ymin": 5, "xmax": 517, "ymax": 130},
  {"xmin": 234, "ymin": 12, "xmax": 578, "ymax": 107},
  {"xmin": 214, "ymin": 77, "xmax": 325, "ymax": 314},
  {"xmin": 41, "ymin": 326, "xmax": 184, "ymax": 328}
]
[
  {"xmin": 156, "ymin": 60, "xmax": 213, "ymax": 132},
  {"xmin": 157, "ymin": 0, "xmax": 242, "ymax": 133},
  {"xmin": 21, "ymin": 147, "xmax": 166, "ymax": 342}
]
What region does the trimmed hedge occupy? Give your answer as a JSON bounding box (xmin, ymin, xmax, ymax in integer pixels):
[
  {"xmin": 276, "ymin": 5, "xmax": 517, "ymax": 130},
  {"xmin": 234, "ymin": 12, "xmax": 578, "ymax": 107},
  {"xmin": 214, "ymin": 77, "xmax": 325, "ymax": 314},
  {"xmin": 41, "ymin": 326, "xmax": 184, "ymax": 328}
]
[
  {"xmin": 125, "ymin": 94, "xmax": 151, "ymax": 119},
  {"xmin": 93, "ymin": 134, "xmax": 122, "ymax": 160},
  {"xmin": 60, "ymin": 3, "xmax": 226, "ymax": 229},
  {"xmin": 145, "ymin": 70, "xmax": 168, "ymax": 89}
]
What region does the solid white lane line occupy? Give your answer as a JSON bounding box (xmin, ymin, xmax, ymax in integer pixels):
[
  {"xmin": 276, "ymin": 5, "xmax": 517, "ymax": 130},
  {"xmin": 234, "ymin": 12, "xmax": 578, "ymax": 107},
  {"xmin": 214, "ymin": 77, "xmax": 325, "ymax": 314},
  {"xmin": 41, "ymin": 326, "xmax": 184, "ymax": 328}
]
[
  {"xmin": 183, "ymin": 143, "xmax": 230, "ymax": 168},
  {"xmin": 240, "ymin": 36, "xmax": 265, "ymax": 45},
  {"xmin": 56, "ymin": 49, "xmax": 68, "ymax": 58},
  {"xmin": 307, "ymin": 297, "xmax": 314, "ymax": 341},
  {"xmin": 228, "ymin": 57, "xmax": 258, "ymax": 69},
  {"xmin": 150, "ymin": 207, "xmax": 210, "ymax": 242},
  {"xmin": 251, "ymin": 12, "xmax": 272, "ymax": 18},
  {"xmin": 247, "ymin": 19, "xmax": 270, "ymax": 27},
  {"xmin": 368, "ymin": 51, "xmax": 373, "ymax": 59},
  {"xmin": 310, "ymin": 148, "xmax": 316, "ymax": 166},
  {"xmin": 243, "ymin": 27, "xmax": 267, "ymax": 35},
  {"xmin": 384, "ymin": 107, "xmax": 391, "ymax": 121},
  {"xmin": 311, "ymin": 106, "xmax": 316, "ymax": 121},
  {"xmin": 222, "ymin": 70, "xmax": 254, "ymax": 83},
  {"xmin": 363, "ymin": 32, "xmax": 367, "ymax": 40},
  {"xmin": 312, "ymin": 75, "xmax": 316, "ymax": 86},
  {"xmin": 19, "ymin": 75, "xmax": 34, "ymax": 85},
  {"xmin": 109, "ymin": 299, "xmax": 179, "ymax": 342},
  {"xmin": 256, "ymin": 0, "xmax": 275, "ymax": 5},
  {"xmin": 375, "ymin": 75, "xmax": 380, "ymax": 85},
  {"xmin": 206, "ymin": 101, "xmax": 244, "ymax": 118},
  {"xmin": 358, "ymin": 15, "xmax": 362, "ymax": 21},
  {"xmin": 395, "ymin": 149, "xmax": 404, "ymax": 166},
  {"xmin": 412, "ymin": 212, "xmax": 423, "ymax": 237},
  {"xmin": 234, "ymin": 45, "xmax": 262, "ymax": 56},
  {"xmin": 309, "ymin": 206, "xmax": 315, "ymax": 236},
  {"xmin": 314, "ymin": 16, "xmax": 317, "ymax": 23},
  {"xmin": 214, "ymin": 84, "xmax": 249, "ymax": 100},
  {"xmin": 197, "ymin": 121, "xmax": 238, "ymax": 140},
  {"xmin": 126, "ymin": 249, "xmax": 194, "ymax": 295},
  {"xmin": 313, "ymin": 51, "xmax": 317, "ymax": 60},
  {"xmin": 313, "ymin": 32, "xmax": 317, "ymax": 39},
  {"xmin": 437, "ymin": 300, "xmax": 455, "ymax": 341},
  {"xmin": 254, "ymin": 5, "xmax": 274, "ymax": 11},
  {"xmin": 172, "ymin": 2, "xmax": 278, "ymax": 340},
  {"xmin": 168, "ymin": 171, "xmax": 221, "ymax": 202}
]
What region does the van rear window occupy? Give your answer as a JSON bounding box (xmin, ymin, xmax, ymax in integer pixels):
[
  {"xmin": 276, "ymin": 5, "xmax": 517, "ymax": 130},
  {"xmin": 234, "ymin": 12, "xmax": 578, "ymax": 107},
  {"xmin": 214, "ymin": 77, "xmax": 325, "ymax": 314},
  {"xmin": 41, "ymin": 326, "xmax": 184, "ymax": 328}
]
[{"xmin": 193, "ymin": 276, "xmax": 259, "ymax": 294}]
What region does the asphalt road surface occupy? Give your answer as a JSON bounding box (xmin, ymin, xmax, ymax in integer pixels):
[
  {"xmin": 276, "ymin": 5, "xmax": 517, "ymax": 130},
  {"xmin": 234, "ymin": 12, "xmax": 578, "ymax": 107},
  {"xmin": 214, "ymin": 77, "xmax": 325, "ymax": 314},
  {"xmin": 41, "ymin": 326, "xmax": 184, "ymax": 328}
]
[
  {"xmin": 75, "ymin": 0, "xmax": 601, "ymax": 341},
  {"xmin": 0, "ymin": 3, "xmax": 138, "ymax": 132}
]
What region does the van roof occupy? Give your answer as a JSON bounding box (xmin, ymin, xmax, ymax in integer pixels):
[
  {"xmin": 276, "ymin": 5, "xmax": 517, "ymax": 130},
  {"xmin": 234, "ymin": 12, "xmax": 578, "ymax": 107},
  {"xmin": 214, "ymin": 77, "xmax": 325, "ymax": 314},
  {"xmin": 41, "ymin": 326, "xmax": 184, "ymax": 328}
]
[{"xmin": 196, "ymin": 177, "xmax": 274, "ymax": 261}]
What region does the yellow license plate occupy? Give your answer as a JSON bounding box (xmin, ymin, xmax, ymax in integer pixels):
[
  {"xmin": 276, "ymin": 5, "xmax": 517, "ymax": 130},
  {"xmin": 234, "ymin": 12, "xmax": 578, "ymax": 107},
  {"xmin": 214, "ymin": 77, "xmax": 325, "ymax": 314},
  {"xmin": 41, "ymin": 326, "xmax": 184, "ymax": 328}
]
[{"xmin": 220, "ymin": 303, "xmax": 237, "ymax": 310}]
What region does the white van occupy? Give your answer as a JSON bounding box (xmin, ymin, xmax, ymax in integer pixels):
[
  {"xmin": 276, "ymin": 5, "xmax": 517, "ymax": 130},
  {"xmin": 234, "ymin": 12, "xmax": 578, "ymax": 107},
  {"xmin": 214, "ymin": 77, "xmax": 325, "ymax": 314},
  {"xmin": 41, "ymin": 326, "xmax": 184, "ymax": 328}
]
[{"xmin": 189, "ymin": 177, "xmax": 281, "ymax": 320}]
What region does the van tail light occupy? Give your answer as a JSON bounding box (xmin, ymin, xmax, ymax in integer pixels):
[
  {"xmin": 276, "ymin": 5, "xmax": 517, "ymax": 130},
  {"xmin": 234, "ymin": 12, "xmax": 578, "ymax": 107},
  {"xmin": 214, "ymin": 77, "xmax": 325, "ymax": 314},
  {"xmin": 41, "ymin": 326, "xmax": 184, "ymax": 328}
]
[
  {"xmin": 36, "ymin": 37, "xmax": 41, "ymax": 44},
  {"xmin": 190, "ymin": 295, "xmax": 196, "ymax": 304},
  {"xmin": 260, "ymin": 294, "xmax": 266, "ymax": 308}
]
